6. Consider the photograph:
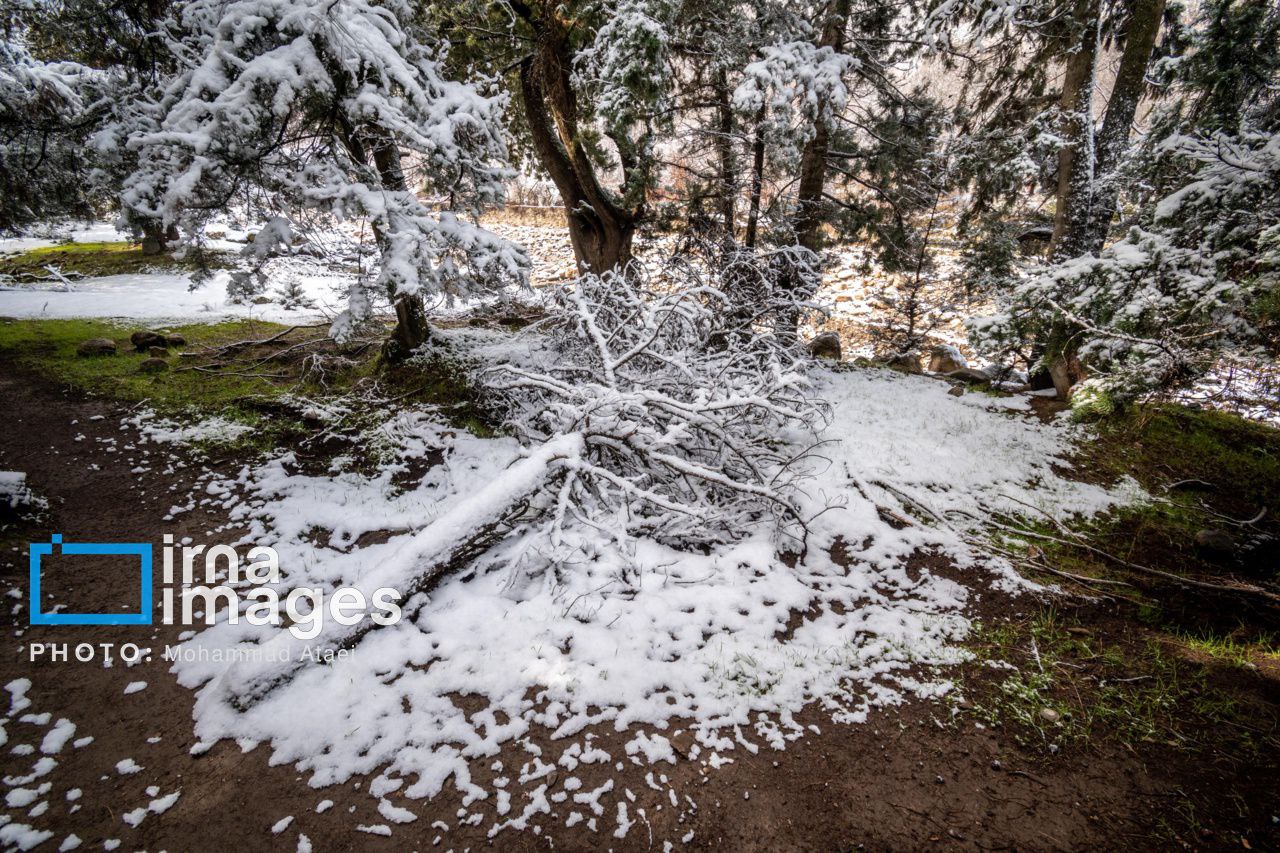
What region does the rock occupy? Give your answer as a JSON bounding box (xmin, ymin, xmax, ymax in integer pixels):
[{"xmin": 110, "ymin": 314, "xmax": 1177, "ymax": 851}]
[
  {"xmin": 147, "ymin": 345, "xmax": 170, "ymax": 358},
  {"xmin": 76, "ymin": 338, "xmax": 117, "ymax": 357},
  {"xmin": 251, "ymin": 295, "xmax": 274, "ymax": 305},
  {"xmin": 945, "ymin": 367, "xmax": 993, "ymax": 384},
  {"xmin": 807, "ymin": 331, "xmax": 842, "ymax": 361},
  {"xmin": 885, "ymin": 351, "xmax": 922, "ymax": 374},
  {"xmin": 1194, "ymin": 528, "xmax": 1235, "ymax": 556},
  {"xmin": 130, "ymin": 330, "xmax": 166, "ymax": 351},
  {"xmin": 163, "ymin": 333, "xmax": 187, "ymax": 348},
  {"xmin": 138, "ymin": 357, "xmax": 169, "ymax": 374},
  {"xmin": 1038, "ymin": 707, "xmax": 1061, "ymax": 724},
  {"xmin": 928, "ymin": 345, "xmax": 968, "ymax": 373},
  {"xmin": 947, "ymin": 385, "xmax": 965, "ymax": 397},
  {"xmin": 205, "ymin": 229, "xmax": 226, "ymax": 240}
]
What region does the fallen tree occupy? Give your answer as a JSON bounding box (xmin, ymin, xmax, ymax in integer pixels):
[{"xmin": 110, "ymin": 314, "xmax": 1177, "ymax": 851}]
[{"xmin": 216, "ymin": 247, "xmax": 828, "ymax": 708}]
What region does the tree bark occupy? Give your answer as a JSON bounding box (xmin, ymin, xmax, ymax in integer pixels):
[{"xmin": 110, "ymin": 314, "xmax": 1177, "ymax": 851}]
[
  {"xmin": 1042, "ymin": 0, "xmax": 1165, "ymax": 398},
  {"xmin": 513, "ymin": 2, "xmax": 641, "ymax": 274},
  {"xmin": 781, "ymin": 0, "xmax": 851, "ymax": 339},
  {"xmin": 744, "ymin": 105, "xmax": 767, "ymax": 249},
  {"xmin": 1078, "ymin": 0, "xmax": 1168, "ymax": 254},
  {"xmin": 1046, "ymin": 0, "xmax": 1101, "ymax": 262},
  {"xmin": 713, "ymin": 67, "xmax": 737, "ymax": 238},
  {"xmin": 371, "ymin": 138, "xmax": 432, "ymax": 361}
]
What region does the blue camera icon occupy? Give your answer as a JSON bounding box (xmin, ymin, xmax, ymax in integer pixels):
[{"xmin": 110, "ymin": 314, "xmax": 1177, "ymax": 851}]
[{"xmin": 29, "ymin": 534, "xmax": 153, "ymax": 626}]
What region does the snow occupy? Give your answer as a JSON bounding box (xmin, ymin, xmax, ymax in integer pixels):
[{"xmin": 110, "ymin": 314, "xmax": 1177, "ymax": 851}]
[
  {"xmin": 123, "ymin": 681, "xmax": 147, "ymax": 695},
  {"xmin": 39, "ymin": 719, "xmax": 75, "ymax": 755},
  {"xmin": 0, "ymin": 221, "xmax": 122, "ymax": 253},
  {"xmin": 156, "ymin": 356, "xmax": 1141, "ymax": 838},
  {"xmin": 0, "ymin": 270, "xmax": 338, "ymax": 323}
]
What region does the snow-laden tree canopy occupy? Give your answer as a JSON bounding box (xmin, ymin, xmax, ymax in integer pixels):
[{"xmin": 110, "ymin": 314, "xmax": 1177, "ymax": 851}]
[
  {"xmin": 121, "ymin": 0, "xmax": 527, "ymax": 339},
  {"xmin": 0, "ymin": 40, "xmax": 120, "ymax": 230}
]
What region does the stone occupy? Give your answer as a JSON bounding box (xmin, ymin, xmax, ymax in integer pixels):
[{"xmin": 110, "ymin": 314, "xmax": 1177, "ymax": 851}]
[
  {"xmin": 807, "ymin": 331, "xmax": 842, "ymax": 361},
  {"xmin": 945, "ymin": 367, "xmax": 993, "ymax": 384},
  {"xmin": 138, "ymin": 357, "xmax": 169, "ymax": 374},
  {"xmin": 147, "ymin": 345, "xmax": 170, "ymax": 358},
  {"xmin": 1038, "ymin": 707, "xmax": 1061, "ymax": 724},
  {"xmin": 251, "ymin": 295, "xmax": 273, "ymax": 305},
  {"xmin": 76, "ymin": 338, "xmax": 117, "ymax": 357},
  {"xmin": 885, "ymin": 351, "xmax": 922, "ymax": 374},
  {"xmin": 947, "ymin": 385, "xmax": 964, "ymax": 397},
  {"xmin": 130, "ymin": 330, "xmax": 166, "ymax": 351},
  {"xmin": 928, "ymin": 345, "xmax": 967, "ymax": 374},
  {"xmin": 163, "ymin": 333, "xmax": 187, "ymax": 348},
  {"xmin": 1194, "ymin": 528, "xmax": 1235, "ymax": 556}
]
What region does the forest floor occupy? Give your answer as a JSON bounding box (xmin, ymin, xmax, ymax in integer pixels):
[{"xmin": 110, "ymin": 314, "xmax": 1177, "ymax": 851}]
[{"xmin": 0, "ymin": 232, "xmax": 1278, "ymax": 851}]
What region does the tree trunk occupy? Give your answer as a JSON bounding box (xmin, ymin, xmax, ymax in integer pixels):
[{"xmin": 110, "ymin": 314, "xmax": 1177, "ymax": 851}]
[
  {"xmin": 744, "ymin": 105, "xmax": 767, "ymax": 249},
  {"xmin": 713, "ymin": 67, "xmax": 737, "ymax": 238},
  {"xmin": 1078, "ymin": 0, "xmax": 1168, "ymax": 254},
  {"xmin": 371, "ymin": 139, "xmax": 432, "ymax": 361},
  {"xmin": 1042, "ymin": 0, "xmax": 1165, "ymax": 398},
  {"xmin": 1046, "ymin": 0, "xmax": 1101, "ymax": 262},
  {"xmin": 514, "ymin": 4, "xmax": 640, "ymax": 274},
  {"xmin": 781, "ymin": 0, "xmax": 851, "ymax": 339},
  {"xmin": 140, "ymin": 222, "xmax": 178, "ymax": 255}
]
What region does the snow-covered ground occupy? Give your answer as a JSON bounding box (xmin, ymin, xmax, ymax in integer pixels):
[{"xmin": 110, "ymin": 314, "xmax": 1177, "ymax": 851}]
[
  {"xmin": 0, "ymin": 220, "xmax": 1156, "ymax": 844},
  {"xmin": 0, "ymin": 271, "xmax": 342, "ymax": 324},
  {"xmin": 140, "ymin": 359, "xmax": 1141, "ymax": 844}
]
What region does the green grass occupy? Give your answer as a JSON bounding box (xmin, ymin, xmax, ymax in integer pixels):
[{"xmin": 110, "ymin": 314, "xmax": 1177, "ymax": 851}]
[
  {"xmin": 0, "ymin": 241, "xmax": 231, "ymax": 279},
  {"xmin": 0, "ymin": 317, "xmax": 498, "ymax": 456},
  {"xmin": 0, "ymin": 317, "xmax": 291, "ymax": 408},
  {"xmin": 1005, "ymin": 403, "xmax": 1280, "ymax": 602},
  {"xmin": 963, "ymin": 608, "xmax": 1279, "ymax": 757}
]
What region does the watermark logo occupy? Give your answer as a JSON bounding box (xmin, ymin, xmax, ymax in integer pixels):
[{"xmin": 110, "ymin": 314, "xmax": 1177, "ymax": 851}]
[
  {"xmin": 28, "ymin": 534, "xmax": 402, "ymax": 640},
  {"xmin": 29, "ymin": 534, "xmax": 153, "ymax": 626}
]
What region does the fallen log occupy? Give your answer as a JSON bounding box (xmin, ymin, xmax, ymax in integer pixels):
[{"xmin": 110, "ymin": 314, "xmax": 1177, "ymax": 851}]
[{"xmin": 216, "ymin": 431, "xmax": 585, "ymax": 710}]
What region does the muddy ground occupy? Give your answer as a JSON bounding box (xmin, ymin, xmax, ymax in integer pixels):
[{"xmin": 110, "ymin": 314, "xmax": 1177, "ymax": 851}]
[{"xmin": 2, "ymin": 365, "xmax": 1278, "ymax": 851}]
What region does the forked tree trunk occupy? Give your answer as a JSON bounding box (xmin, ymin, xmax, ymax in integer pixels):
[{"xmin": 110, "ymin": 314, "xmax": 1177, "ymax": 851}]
[
  {"xmin": 514, "ymin": 2, "xmax": 641, "ymax": 275},
  {"xmin": 139, "ymin": 222, "xmax": 178, "ymax": 255},
  {"xmin": 1043, "ymin": 0, "xmax": 1165, "ymax": 398},
  {"xmin": 1078, "ymin": 0, "xmax": 1168, "ymax": 254}
]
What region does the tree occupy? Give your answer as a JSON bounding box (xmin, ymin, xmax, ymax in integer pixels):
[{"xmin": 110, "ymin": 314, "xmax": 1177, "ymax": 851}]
[
  {"xmin": 970, "ymin": 0, "xmax": 1280, "ymax": 408},
  {"xmin": 122, "ymin": 0, "xmax": 526, "ymax": 357},
  {"xmin": 1, "ymin": 0, "xmax": 176, "ymax": 239}
]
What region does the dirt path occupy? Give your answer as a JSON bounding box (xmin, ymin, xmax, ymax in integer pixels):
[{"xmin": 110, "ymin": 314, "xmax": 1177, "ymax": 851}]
[{"xmin": 1, "ymin": 367, "xmax": 1275, "ymax": 851}]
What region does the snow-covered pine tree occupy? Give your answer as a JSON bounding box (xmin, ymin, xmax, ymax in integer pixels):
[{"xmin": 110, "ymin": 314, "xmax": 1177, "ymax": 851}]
[
  {"xmin": 966, "ymin": 0, "xmax": 1278, "ymax": 407},
  {"xmin": 2, "ymin": 0, "xmax": 177, "ymax": 240},
  {"xmin": 122, "ymin": 0, "xmax": 526, "ymax": 357}
]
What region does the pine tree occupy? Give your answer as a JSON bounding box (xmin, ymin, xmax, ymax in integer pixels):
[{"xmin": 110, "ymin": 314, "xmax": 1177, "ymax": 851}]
[{"xmin": 121, "ymin": 0, "xmax": 526, "ymax": 357}]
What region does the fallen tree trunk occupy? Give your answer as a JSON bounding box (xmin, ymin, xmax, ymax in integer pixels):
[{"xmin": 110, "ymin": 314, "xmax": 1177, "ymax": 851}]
[{"xmin": 217, "ymin": 432, "xmax": 585, "ymax": 710}]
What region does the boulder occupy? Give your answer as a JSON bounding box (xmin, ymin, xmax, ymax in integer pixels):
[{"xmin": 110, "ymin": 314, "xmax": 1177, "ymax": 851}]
[
  {"xmin": 1194, "ymin": 528, "xmax": 1235, "ymax": 556},
  {"xmin": 807, "ymin": 331, "xmax": 842, "ymax": 361},
  {"xmin": 945, "ymin": 367, "xmax": 993, "ymax": 384},
  {"xmin": 130, "ymin": 330, "xmax": 166, "ymax": 352},
  {"xmin": 76, "ymin": 338, "xmax": 117, "ymax": 357},
  {"xmin": 928, "ymin": 345, "xmax": 967, "ymax": 374},
  {"xmin": 251, "ymin": 295, "xmax": 274, "ymax": 305},
  {"xmin": 148, "ymin": 345, "xmax": 170, "ymax": 358},
  {"xmin": 163, "ymin": 333, "xmax": 187, "ymax": 348},
  {"xmin": 884, "ymin": 351, "xmax": 922, "ymax": 374},
  {"xmin": 138, "ymin": 357, "xmax": 169, "ymax": 374}
]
